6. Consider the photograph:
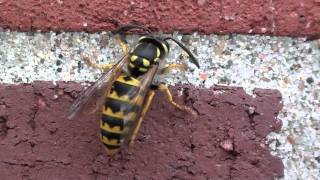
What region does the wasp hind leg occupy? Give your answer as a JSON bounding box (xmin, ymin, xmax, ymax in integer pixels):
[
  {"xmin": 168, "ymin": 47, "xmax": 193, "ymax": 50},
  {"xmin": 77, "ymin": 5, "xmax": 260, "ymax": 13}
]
[
  {"xmin": 159, "ymin": 63, "xmax": 188, "ymax": 75},
  {"xmin": 128, "ymin": 91, "xmax": 156, "ymax": 149},
  {"xmin": 157, "ymin": 83, "xmax": 196, "ymax": 115}
]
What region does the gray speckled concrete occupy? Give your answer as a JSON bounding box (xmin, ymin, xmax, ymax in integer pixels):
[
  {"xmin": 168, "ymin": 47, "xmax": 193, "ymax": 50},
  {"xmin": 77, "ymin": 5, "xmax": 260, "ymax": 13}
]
[{"xmin": 0, "ymin": 31, "xmax": 319, "ymax": 179}]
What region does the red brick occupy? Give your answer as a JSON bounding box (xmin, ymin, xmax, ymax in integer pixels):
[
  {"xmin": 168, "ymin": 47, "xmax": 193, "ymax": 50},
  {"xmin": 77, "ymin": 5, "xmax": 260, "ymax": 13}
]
[
  {"xmin": 0, "ymin": 0, "xmax": 319, "ymax": 38},
  {"xmin": 0, "ymin": 82, "xmax": 284, "ymax": 179}
]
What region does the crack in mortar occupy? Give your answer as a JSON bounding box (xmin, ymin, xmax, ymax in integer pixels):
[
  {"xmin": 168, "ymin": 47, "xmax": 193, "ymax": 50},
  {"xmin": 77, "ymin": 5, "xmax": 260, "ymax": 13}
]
[
  {"xmin": 269, "ymin": 0, "xmax": 276, "ymax": 33},
  {"xmin": 0, "ymin": 158, "xmax": 71, "ymax": 168},
  {"xmin": 0, "ymin": 161, "xmax": 30, "ymax": 167},
  {"xmin": 28, "ymin": 84, "xmax": 42, "ymax": 132}
]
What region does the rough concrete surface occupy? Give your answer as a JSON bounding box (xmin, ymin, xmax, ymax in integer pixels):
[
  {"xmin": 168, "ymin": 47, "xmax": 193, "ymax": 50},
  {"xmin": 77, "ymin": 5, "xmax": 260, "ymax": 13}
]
[
  {"xmin": 0, "ymin": 0, "xmax": 319, "ymax": 38},
  {"xmin": 0, "ymin": 32, "xmax": 319, "ymax": 179},
  {"xmin": 0, "ymin": 82, "xmax": 283, "ymax": 180}
]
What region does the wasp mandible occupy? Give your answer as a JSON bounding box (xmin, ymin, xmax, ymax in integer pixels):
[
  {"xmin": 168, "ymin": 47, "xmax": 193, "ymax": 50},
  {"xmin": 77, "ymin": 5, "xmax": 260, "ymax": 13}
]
[{"xmin": 67, "ymin": 24, "xmax": 200, "ymax": 156}]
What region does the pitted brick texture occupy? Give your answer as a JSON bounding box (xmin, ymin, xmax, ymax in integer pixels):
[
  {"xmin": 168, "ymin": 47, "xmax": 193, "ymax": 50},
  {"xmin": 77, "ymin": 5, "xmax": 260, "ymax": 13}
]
[
  {"xmin": 0, "ymin": 0, "xmax": 319, "ymax": 38},
  {"xmin": 0, "ymin": 82, "xmax": 283, "ymax": 180}
]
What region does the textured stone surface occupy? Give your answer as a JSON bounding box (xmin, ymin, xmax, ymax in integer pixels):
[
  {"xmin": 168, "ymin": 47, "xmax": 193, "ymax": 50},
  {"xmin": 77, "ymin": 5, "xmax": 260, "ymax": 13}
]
[
  {"xmin": 0, "ymin": 0, "xmax": 319, "ymax": 38},
  {"xmin": 0, "ymin": 82, "xmax": 283, "ymax": 180}
]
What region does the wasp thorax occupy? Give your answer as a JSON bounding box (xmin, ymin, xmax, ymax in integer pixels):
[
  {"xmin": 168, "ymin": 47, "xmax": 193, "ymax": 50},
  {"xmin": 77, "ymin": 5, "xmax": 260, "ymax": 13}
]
[{"xmin": 128, "ymin": 36, "xmax": 170, "ymax": 77}]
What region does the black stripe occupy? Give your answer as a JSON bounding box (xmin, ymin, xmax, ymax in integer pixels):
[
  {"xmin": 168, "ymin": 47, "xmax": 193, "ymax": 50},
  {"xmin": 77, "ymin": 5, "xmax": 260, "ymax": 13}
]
[
  {"xmin": 105, "ymin": 98, "xmax": 140, "ymax": 115},
  {"xmin": 103, "ymin": 142, "xmax": 120, "ymax": 150},
  {"xmin": 101, "ymin": 114, "xmax": 124, "ymax": 130},
  {"xmin": 101, "ymin": 129, "xmax": 122, "ymax": 141},
  {"xmin": 113, "ymin": 81, "xmax": 139, "ymax": 98}
]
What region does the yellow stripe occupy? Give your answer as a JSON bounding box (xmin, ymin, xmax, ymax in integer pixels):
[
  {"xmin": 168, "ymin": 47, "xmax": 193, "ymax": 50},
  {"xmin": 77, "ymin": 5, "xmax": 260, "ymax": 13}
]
[
  {"xmin": 162, "ymin": 42, "xmax": 168, "ymax": 54},
  {"xmin": 129, "ymin": 63, "xmax": 135, "ymax": 68},
  {"xmin": 101, "ymin": 136, "xmax": 120, "ymax": 146},
  {"xmin": 138, "ymin": 36, "xmax": 147, "ymax": 41},
  {"xmin": 142, "ymin": 58, "xmax": 150, "ymax": 67},
  {"xmin": 130, "ymin": 55, "xmax": 138, "ymax": 62},
  {"xmin": 139, "ymin": 67, "xmax": 147, "ymax": 72},
  {"xmin": 156, "ymin": 48, "xmax": 160, "ymax": 58},
  {"xmin": 103, "ymin": 107, "xmax": 137, "ymax": 121},
  {"xmin": 100, "ymin": 121, "xmax": 129, "ymax": 134},
  {"xmin": 108, "ymin": 91, "xmax": 145, "ymax": 106},
  {"xmin": 108, "ymin": 91, "xmax": 131, "ymax": 102},
  {"xmin": 102, "ymin": 96, "xmax": 138, "ymax": 118},
  {"xmin": 102, "ymin": 107, "xmax": 125, "ymax": 119},
  {"xmin": 116, "ymin": 75, "xmax": 140, "ymax": 86}
]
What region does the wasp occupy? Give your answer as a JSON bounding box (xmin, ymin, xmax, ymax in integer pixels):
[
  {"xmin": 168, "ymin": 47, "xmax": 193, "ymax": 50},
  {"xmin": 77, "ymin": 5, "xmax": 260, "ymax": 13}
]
[{"xmin": 67, "ymin": 24, "xmax": 200, "ymax": 156}]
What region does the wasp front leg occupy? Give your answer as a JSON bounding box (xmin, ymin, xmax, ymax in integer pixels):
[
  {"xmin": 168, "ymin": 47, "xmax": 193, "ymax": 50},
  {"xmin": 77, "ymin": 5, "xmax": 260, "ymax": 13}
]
[
  {"xmin": 81, "ymin": 34, "xmax": 129, "ymax": 72},
  {"xmin": 129, "ymin": 91, "xmax": 156, "ymax": 149},
  {"xmin": 158, "ymin": 63, "xmax": 188, "ymax": 75},
  {"xmin": 115, "ymin": 35, "xmax": 129, "ymax": 55},
  {"xmin": 82, "ymin": 56, "xmax": 115, "ymax": 72},
  {"xmin": 157, "ymin": 83, "xmax": 196, "ymax": 115}
]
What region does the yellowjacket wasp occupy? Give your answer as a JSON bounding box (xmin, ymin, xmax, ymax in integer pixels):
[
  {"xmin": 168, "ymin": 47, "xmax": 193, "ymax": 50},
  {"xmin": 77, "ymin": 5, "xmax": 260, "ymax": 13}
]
[{"xmin": 67, "ymin": 24, "xmax": 200, "ymax": 156}]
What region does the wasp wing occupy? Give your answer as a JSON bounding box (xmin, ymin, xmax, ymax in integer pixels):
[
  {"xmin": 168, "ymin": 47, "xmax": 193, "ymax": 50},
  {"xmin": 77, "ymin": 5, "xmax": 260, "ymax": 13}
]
[
  {"xmin": 118, "ymin": 63, "xmax": 160, "ymax": 148},
  {"xmin": 67, "ymin": 55, "xmax": 129, "ymax": 120}
]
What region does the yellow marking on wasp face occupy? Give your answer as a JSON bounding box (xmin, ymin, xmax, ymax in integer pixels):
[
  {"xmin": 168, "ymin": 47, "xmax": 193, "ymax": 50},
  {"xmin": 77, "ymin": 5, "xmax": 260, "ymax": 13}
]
[
  {"xmin": 129, "ymin": 63, "xmax": 135, "ymax": 68},
  {"xmin": 139, "ymin": 67, "xmax": 147, "ymax": 72},
  {"xmin": 156, "ymin": 48, "xmax": 160, "ymax": 58},
  {"xmin": 103, "ymin": 107, "xmax": 125, "ymax": 119},
  {"xmin": 116, "ymin": 75, "xmax": 140, "ymax": 86},
  {"xmin": 162, "ymin": 42, "xmax": 168, "ymax": 54},
  {"xmin": 142, "ymin": 58, "xmax": 150, "ymax": 67},
  {"xmin": 101, "ymin": 136, "xmax": 120, "ymax": 146},
  {"xmin": 130, "ymin": 55, "xmax": 138, "ymax": 62},
  {"xmin": 100, "ymin": 121, "xmax": 129, "ymax": 134},
  {"xmin": 109, "ymin": 91, "xmax": 131, "ymax": 102}
]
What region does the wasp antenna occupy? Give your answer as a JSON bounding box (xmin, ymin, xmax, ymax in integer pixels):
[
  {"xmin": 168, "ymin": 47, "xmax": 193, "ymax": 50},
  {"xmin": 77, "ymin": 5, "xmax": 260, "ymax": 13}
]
[
  {"xmin": 164, "ymin": 37, "xmax": 200, "ymax": 68},
  {"xmin": 112, "ymin": 24, "xmax": 152, "ymax": 35}
]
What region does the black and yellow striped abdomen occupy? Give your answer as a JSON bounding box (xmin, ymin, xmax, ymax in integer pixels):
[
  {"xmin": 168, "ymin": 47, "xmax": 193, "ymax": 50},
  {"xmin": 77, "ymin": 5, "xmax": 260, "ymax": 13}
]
[{"xmin": 100, "ymin": 74, "xmax": 142, "ymax": 155}]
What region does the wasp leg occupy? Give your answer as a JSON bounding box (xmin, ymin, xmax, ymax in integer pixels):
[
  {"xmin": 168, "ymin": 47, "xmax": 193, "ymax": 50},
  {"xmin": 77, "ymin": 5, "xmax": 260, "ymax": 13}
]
[
  {"xmin": 115, "ymin": 35, "xmax": 129, "ymax": 55},
  {"xmin": 81, "ymin": 34, "xmax": 128, "ymax": 72},
  {"xmin": 82, "ymin": 56, "xmax": 115, "ymax": 72},
  {"xmin": 159, "ymin": 63, "xmax": 188, "ymax": 75},
  {"xmin": 157, "ymin": 83, "xmax": 196, "ymax": 115},
  {"xmin": 129, "ymin": 91, "xmax": 156, "ymax": 149}
]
